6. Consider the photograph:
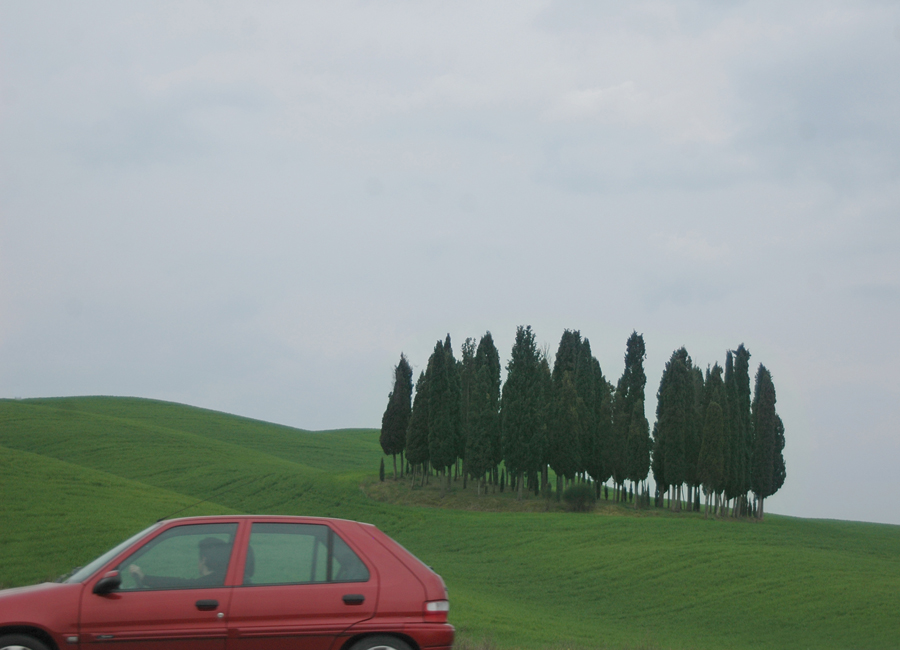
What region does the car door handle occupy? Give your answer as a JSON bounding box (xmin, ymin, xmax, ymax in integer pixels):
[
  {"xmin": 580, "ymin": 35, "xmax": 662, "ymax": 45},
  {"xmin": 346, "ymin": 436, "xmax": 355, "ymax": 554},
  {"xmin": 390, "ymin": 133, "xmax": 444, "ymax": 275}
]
[
  {"xmin": 342, "ymin": 594, "xmax": 365, "ymax": 605},
  {"xmin": 196, "ymin": 599, "xmax": 219, "ymax": 610}
]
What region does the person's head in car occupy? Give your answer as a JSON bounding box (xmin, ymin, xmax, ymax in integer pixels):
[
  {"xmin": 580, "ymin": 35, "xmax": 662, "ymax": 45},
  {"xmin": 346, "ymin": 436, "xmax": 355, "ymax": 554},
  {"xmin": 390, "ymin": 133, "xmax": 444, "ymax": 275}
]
[{"xmin": 198, "ymin": 537, "xmax": 230, "ymax": 578}]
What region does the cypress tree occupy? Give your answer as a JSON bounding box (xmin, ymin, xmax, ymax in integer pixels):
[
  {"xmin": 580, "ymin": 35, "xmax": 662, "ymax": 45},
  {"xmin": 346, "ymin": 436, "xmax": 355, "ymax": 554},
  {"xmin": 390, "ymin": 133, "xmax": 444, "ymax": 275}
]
[
  {"xmin": 538, "ymin": 354, "xmax": 553, "ymax": 496},
  {"xmin": 459, "ymin": 338, "xmax": 477, "ymax": 483},
  {"xmin": 655, "ymin": 347, "xmax": 693, "ymax": 511},
  {"xmin": 464, "ymin": 364, "xmax": 494, "ymax": 495},
  {"xmin": 550, "ymin": 331, "xmax": 608, "ymax": 495},
  {"xmin": 474, "ymin": 332, "xmax": 503, "ymax": 480},
  {"xmin": 684, "ymin": 366, "xmax": 704, "ymax": 510},
  {"xmin": 549, "ymin": 372, "xmax": 582, "ymax": 491},
  {"xmin": 726, "ymin": 344, "xmax": 752, "ymax": 515},
  {"xmin": 380, "ymin": 353, "xmax": 413, "ymax": 479},
  {"xmin": 651, "ymin": 421, "xmax": 666, "ymax": 506},
  {"xmin": 610, "ymin": 383, "xmax": 628, "ymax": 494},
  {"xmin": 612, "ymin": 332, "xmax": 647, "ymax": 497},
  {"xmin": 406, "ymin": 371, "xmax": 430, "ymax": 486},
  {"xmin": 574, "ymin": 338, "xmax": 598, "ymax": 477},
  {"xmin": 587, "ymin": 360, "xmax": 614, "ymax": 494},
  {"xmin": 549, "ymin": 330, "xmax": 582, "ymax": 494},
  {"xmin": 698, "ymin": 363, "xmax": 727, "ymax": 514},
  {"xmin": 379, "ymin": 458, "xmax": 385, "ymax": 482},
  {"xmin": 772, "ymin": 414, "xmax": 786, "ymax": 495},
  {"xmin": 722, "ymin": 351, "xmax": 737, "ymax": 512},
  {"xmin": 697, "ymin": 400, "xmax": 725, "ymax": 516},
  {"xmin": 751, "ymin": 364, "xmax": 784, "ymax": 519},
  {"xmin": 428, "ymin": 335, "xmax": 461, "ymax": 491},
  {"xmin": 626, "ymin": 398, "xmax": 651, "ymax": 507},
  {"xmin": 501, "ymin": 326, "xmax": 547, "ymax": 500}
]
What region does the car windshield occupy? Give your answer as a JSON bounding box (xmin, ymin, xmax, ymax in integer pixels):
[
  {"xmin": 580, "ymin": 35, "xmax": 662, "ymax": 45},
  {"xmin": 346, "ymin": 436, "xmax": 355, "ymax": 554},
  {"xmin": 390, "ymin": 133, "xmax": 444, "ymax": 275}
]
[{"xmin": 63, "ymin": 522, "xmax": 163, "ymax": 584}]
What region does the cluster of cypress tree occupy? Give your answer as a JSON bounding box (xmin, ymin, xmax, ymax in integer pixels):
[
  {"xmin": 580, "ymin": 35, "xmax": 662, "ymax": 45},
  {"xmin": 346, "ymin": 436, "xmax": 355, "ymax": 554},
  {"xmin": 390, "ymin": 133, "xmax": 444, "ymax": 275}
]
[
  {"xmin": 652, "ymin": 345, "xmax": 786, "ymax": 519},
  {"xmin": 380, "ymin": 328, "xmax": 786, "ymax": 518}
]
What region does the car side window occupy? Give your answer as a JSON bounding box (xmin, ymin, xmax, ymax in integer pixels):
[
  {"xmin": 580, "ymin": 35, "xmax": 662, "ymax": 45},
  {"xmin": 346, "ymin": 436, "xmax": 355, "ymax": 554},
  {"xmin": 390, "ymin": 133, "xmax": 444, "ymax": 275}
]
[
  {"xmin": 117, "ymin": 523, "xmax": 238, "ymax": 591},
  {"xmin": 244, "ymin": 523, "xmax": 369, "ymax": 586}
]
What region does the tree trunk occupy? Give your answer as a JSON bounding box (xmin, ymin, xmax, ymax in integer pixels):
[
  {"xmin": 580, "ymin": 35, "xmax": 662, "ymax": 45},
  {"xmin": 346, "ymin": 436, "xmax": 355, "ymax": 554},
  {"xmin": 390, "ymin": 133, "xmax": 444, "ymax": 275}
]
[{"xmin": 517, "ymin": 471, "xmax": 524, "ymax": 500}]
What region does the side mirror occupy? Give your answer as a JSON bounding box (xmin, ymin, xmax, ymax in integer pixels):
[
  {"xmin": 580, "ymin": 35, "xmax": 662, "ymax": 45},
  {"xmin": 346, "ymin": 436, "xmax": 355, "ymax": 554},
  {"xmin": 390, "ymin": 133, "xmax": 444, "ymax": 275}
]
[{"xmin": 93, "ymin": 570, "xmax": 121, "ymax": 595}]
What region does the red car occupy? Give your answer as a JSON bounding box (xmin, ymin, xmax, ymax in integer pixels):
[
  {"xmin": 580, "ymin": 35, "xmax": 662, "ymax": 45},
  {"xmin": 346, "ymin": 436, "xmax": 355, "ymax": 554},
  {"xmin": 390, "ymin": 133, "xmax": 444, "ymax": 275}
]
[{"xmin": 0, "ymin": 515, "xmax": 453, "ymax": 650}]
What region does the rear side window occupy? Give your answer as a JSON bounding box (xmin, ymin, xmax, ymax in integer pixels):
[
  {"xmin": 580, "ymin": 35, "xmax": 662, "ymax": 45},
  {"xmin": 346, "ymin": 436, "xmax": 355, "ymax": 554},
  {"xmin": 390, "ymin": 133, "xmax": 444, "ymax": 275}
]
[{"xmin": 244, "ymin": 523, "xmax": 369, "ymax": 586}]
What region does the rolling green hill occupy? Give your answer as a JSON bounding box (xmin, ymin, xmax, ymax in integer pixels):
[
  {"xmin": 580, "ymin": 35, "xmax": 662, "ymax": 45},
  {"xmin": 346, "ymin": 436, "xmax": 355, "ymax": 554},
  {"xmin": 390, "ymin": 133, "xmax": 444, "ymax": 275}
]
[{"xmin": 1, "ymin": 397, "xmax": 898, "ymax": 650}]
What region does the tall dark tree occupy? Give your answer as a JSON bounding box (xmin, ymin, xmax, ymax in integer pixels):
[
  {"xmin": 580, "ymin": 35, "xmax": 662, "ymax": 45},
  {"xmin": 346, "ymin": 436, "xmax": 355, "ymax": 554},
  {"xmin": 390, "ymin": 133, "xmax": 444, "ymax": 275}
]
[
  {"xmin": 581, "ymin": 351, "xmax": 614, "ymax": 495},
  {"xmin": 772, "ymin": 414, "xmax": 786, "ymax": 496},
  {"xmin": 722, "ymin": 352, "xmax": 737, "ymax": 509},
  {"xmin": 751, "ymin": 364, "xmax": 785, "ymax": 519},
  {"xmin": 501, "ymin": 326, "xmax": 548, "ymax": 500},
  {"xmin": 549, "ymin": 330, "xmax": 587, "ymax": 493},
  {"xmin": 427, "ymin": 335, "xmax": 461, "ymax": 490},
  {"xmin": 406, "ymin": 371, "xmax": 430, "ymax": 485},
  {"xmin": 459, "ymin": 338, "xmax": 478, "ymax": 482},
  {"xmin": 651, "ymin": 421, "xmax": 666, "ymax": 505},
  {"xmin": 626, "ymin": 398, "xmax": 651, "ymax": 505},
  {"xmin": 697, "ymin": 400, "xmax": 725, "ymax": 516},
  {"xmin": 380, "ymin": 354, "xmax": 413, "ymax": 479},
  {"xmin": 537, "ymin": 354, "xmax": 553, "ymax": 494},
  {"xmin": 465, "ymin": 332, "xmax": 502, "ymax": 495},
  {"xmin": 549, "ymin": 372, "xmax": 583, "ymax": 489},
  {"xmin": 698, "ymin": 363, "xmax": 727, "ymax": 514},
  {"xmin": 613, "ymin": 332, "xmax": 647, "ymax": 498},
  {"xmin": 574, "ymin": 338, "xmax": 599, "ymax": 478},
  {"xmin": 474, "ymin": 332, "xmax": 503, "ymax": 482},
  {"xmin": 724, "ymin": 344, "xmax": 752, "ymax": 515},
  {"xmin": 654, "ymin": 347, "xmax": 694, "ymax": 511},
  {"xmin": 684, "ymin": 366, "xmax": 704, "ymax": 510}
]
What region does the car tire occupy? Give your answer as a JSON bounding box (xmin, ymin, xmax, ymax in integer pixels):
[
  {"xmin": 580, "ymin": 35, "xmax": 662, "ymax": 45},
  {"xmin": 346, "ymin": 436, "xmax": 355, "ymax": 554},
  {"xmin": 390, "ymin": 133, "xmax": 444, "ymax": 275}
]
[
  {"xmin": 350, "ymin": 635, "xmax": 413, "ymax": 650},
  {"xmin": 0, "ymin": 634, "xmax": 52, "ymax": 650}
]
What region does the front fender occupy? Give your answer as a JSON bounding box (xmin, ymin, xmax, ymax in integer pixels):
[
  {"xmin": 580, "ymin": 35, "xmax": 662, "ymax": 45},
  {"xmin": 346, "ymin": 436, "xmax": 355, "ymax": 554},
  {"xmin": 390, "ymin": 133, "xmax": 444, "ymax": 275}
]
[{"xmin": 0, "ymin": 582, "xmax": 83, "ymax": 648}]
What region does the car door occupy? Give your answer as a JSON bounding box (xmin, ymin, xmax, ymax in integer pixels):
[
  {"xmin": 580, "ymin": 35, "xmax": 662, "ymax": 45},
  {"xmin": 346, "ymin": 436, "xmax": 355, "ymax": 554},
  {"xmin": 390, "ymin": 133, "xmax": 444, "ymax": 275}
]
[
  {"xmin": 80, "ymin": 522, "xmax": 239, "ymax": 650},
  {"xmin": 226, "ymin": 522, "xmax": 377, "ymax": 650}
]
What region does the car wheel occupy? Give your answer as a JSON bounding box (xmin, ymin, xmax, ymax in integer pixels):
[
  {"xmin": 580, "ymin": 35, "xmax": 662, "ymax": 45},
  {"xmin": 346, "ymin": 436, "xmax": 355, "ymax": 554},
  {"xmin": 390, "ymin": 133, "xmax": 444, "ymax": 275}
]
[
  {"xmin": 350, "ymin": 635, "xmax": 413, "ymax": 650},
  {"xmin": 0, "ymin": 635, "xmax": 51, "ymax": 650}
]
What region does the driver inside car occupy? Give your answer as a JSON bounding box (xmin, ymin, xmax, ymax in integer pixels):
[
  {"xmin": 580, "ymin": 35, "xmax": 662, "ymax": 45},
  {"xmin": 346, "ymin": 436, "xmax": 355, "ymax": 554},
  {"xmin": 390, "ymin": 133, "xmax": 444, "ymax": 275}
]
[{"xmin": 127, "ymin": 537, "xmax": 230, "ymax": 589}]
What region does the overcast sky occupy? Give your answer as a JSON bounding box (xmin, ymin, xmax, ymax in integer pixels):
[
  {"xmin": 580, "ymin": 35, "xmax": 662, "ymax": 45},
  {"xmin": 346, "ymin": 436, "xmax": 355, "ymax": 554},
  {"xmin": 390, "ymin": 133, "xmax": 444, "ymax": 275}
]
[{"xmin": 2, "ymin": 1, "xmax": 899, "ymax": 525}]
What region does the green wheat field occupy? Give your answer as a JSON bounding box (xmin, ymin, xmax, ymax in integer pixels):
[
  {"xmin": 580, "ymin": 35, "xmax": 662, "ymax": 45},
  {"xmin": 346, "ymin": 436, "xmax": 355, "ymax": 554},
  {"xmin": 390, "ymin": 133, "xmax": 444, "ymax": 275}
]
[{"xmin": 1, "ymin": 397, "xmax": 898, "ymax": 650}]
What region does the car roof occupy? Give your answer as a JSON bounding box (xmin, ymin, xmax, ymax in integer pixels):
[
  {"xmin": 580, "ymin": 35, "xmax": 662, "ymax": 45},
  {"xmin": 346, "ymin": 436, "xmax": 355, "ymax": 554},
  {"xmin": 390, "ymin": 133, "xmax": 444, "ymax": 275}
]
[{"xmin": 161, "ymin": 514, "xmax": 371, "ymax": 525}]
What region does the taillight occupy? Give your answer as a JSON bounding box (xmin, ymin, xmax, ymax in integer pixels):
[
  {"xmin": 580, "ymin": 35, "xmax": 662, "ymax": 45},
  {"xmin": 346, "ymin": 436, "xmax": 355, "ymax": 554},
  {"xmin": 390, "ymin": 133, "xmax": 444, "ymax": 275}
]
[{"xmin": 424, "ymin": 599, "xmax": 450, "ymax": 623}]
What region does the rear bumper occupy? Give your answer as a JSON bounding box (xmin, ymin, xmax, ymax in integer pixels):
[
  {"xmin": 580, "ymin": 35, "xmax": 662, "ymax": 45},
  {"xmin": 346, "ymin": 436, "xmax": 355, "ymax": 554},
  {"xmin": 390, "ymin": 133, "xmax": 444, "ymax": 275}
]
[{"xmin": 402, "ymin": 622, "xmax": 455, "ymax": 649}]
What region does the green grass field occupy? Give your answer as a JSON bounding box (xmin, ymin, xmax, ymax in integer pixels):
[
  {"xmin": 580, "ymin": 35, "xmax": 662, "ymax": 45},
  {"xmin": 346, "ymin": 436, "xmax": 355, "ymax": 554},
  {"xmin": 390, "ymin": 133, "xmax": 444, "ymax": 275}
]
[{"xmin": 1, "ymin": 397, "xmax": 898, "ymax": 650}]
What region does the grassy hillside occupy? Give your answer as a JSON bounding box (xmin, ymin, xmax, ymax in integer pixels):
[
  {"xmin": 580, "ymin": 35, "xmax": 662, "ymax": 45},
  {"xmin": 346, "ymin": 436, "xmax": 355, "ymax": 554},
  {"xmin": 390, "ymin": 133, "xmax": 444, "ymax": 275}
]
[
  {"xmin": 1, "ymin": 397, "xmax": 898, "ymax": 650},
  {"xmin": 0, "ymin": 446, "xmax": 236, "ymax": 587}
]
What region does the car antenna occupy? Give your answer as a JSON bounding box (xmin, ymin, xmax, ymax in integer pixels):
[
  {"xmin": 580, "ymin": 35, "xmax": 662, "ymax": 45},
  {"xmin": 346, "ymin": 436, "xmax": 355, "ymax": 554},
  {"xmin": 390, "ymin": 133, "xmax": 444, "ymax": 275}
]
[{"xmin": 156, "ymin": 477, "xmax": 259, "ymax": 522}]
